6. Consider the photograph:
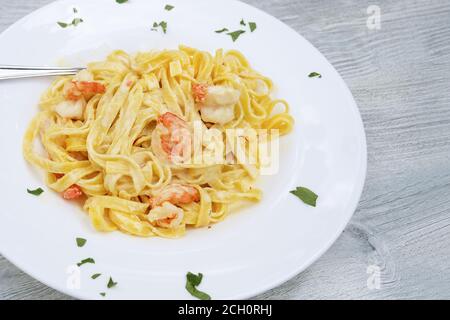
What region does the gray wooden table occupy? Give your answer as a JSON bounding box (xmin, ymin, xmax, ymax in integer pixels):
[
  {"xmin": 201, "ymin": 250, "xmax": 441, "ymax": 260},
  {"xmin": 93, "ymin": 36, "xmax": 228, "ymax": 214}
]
[{"xmin": 1, "ymin": 0, "xmax": 450, "ymax": 300}]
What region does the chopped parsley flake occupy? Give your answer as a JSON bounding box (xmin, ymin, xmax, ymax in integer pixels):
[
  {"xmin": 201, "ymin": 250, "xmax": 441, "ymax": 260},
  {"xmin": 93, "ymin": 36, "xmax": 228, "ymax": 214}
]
[
  {"xmin": 165, "ymin": 4, "xmax": 174, "ymax": 11},
  {"xmin": 72, "ymin": 18, "xmax": 83, "ymax": 26},
  {"xmin": 215, "ymin": 28, "xmax": 229, "ymax": 33},
  {"xmin": 151, "ymin": 21, "xmax": 167, "ymax": 33},
  {"xmin": 308, "ymin": 72, "xmax": 322, "ymax": 78},
  {"xmin": 290, "ymin": 187, "xmax": 318, "ymax": 207},
  {"xmin": 185, "ymin": 272, "xmax": 211, "ymax": 300},
  {"xmin": 57, "ymin": 18, "xmax": 84, "ymax": 28},
  {"xmin": 76, "ymin": 258, "xmax": 95, "ymax": 267},
  {"xmin": 216, "ymin": 19, "xmax": 256, "ymax": 38},
  {"xmin": 76, "ymin": 238, "xmax": 87, "ymax": 247},
  {"xmin": 227, "ymin": 30, "xmax": 246, "ymax": 42},
  {"xmin": 27, "ymin": 187, "xmax": 44, "ymax": 196},
  {"xmin": 107, "ymin": 277, "xmax": 117, "ymax": 288}
]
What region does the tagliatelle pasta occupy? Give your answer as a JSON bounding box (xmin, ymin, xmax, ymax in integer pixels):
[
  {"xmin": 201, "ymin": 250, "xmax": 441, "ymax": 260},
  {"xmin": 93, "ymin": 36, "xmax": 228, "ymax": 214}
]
[{"xmin": 23, "ymin": 46, "xmax": 294, "ymax": 238}]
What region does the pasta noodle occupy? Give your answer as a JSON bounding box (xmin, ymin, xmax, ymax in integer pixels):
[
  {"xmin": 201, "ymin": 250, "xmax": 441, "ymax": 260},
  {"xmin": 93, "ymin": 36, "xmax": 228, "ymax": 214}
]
[{"xmin": 23, "ymin": 46, "xmax": 294, "ymax": 238}]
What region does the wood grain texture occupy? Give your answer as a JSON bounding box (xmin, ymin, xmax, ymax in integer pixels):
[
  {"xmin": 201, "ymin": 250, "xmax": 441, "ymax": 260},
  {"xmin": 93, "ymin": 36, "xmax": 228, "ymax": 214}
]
[{"xmin": 1, "ymin": 0, "xmax": 450, "ymax": 300}]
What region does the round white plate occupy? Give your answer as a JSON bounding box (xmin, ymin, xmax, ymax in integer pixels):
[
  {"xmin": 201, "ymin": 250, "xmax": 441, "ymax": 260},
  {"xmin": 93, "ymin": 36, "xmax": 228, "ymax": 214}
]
[{"xmin": 0, "ymin": 0, "xmax": 366, "ymax": 300}]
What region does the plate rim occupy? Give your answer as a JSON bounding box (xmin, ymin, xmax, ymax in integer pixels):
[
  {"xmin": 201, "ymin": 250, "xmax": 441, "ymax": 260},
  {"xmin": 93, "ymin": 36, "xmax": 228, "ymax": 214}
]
[{"xmin": 0, "ymin": 0, "xmax": 368, "ymax": 300}]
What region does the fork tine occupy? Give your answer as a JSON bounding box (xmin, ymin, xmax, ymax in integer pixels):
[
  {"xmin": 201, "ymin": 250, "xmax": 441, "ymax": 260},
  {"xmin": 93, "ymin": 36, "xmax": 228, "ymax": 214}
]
[
  {"xmin": 0, "ymin": 65, "xmax": 85, "ymax": 71},
  {"xmin": 0, "ymin": 68, "xmax": 84, "ymax": 80}
]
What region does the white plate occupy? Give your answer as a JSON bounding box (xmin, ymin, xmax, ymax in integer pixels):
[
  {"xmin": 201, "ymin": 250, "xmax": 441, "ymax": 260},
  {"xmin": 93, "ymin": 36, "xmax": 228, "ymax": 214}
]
[{"xmin": 0, "ymin": 0, "xmax": 366, "ymax": 300}]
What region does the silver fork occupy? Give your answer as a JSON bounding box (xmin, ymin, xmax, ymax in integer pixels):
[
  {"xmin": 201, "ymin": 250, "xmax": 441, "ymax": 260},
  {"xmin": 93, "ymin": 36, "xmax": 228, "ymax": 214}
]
[{"xmin": 0, "ymin": 65, "xmax": 85, "ymax": 80}]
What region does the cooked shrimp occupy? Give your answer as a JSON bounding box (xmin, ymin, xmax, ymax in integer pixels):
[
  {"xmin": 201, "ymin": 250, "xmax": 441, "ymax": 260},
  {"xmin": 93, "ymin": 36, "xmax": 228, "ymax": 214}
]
[
  {"xmin": 196, "ymin": 85, "xmax": 241, "ymax": 124},
  {"xmin": 65, "ymin": 80, "xmax": 106, "ymax": 101},
  {"xmin": 74, "ymin": 69, "xmax": 94, "ymax": 82},
  {"xmin": 147, "ymin": 202, "xmax": 184, "ymax": 228},
  {"xmin": 157, "ymin": 112, "xmax": 192, "ymax": 162},
  {"xmin": 204, "ymin": 85, "xmax": 241, "ymax": 106},
  {"xmin": 158, "ymin": 112, "xmax": 189, "ymax": 131},
  {"xmin": 62, "ymin": 185, "xmax": 83, "ymax": 200},
  {"xmin": 192, "ymin": 83, "xmax": 208, "ymax": 103},
  {"xmin": 200, "ymin": 104, "xmax": 235, "ymax": 124},
  {"xmin": 54, "ymin": 99, "xmax": 86, "ymax": 120},
  {"xmin": 151, "ymin": 183, "xmax": 200, "ymax": 208}
]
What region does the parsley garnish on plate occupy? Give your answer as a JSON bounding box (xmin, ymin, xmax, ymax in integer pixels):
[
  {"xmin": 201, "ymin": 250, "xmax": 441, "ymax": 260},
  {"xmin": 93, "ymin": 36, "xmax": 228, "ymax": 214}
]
[
  {"xmin": 100, "ymin": 292, "xmax": 106, "ymax": 297},
  {"xmin": 116, "ymin": 0, "xmax": 128, "ymax": 3},
  {"xmin": 73, "ymin": 8, "xmax": 78, "ymax": 13},
  {"xmin": 215, "ymin": 28, "xmax": 229, "ymax": 33},
  {"xmin": 76, "ymin": 237, "xmax": 87, "ymax": 247},
  {"xmin": 151, "ymin": 21, "xmax": 168, "ymax": 33},
  {"xmin": 57, "ymin": 18, "xmax": 84, "ymax": 28},
  {"xmin": 308, "ymin": 72, "xmax": 322, "ymax": 78},
  {"xmin": 27, "ymin": 187, "xmax": 44, "ymax": 196},
  {"xmin": 72, "ymin": 18, "xmax": 83, "ymax": 26},
  {"xmin": 159, "ymin": 21, "xmax": 168, "ymax": 33},
  {"xmin": 76, "ymin": 258, "xmax": 95, "ymax": 267},
  {"xmin": 216, "ymin": 19, "xmax": 256, "ymax": 40},
  {"xmin": 227, "ymin": 30, "xmax": 246, "ymax": 42},
  {"xmin": 185, "ymin": 272, "xmax": 211, "ymax": 300},
  {"xmin": 107, "ymin": 277, "xmax": 118, "ymax": 288},
  {"xmin": 290, "ymin": 187, "xmax": 318, "ymax": 207},
  {"xmin": 165, "ymin": 4, "xmax": 174, "ymax": 11},
  {"xmin": 91, "ymin": 273, "xmax": 102, "ymax": 280}
]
